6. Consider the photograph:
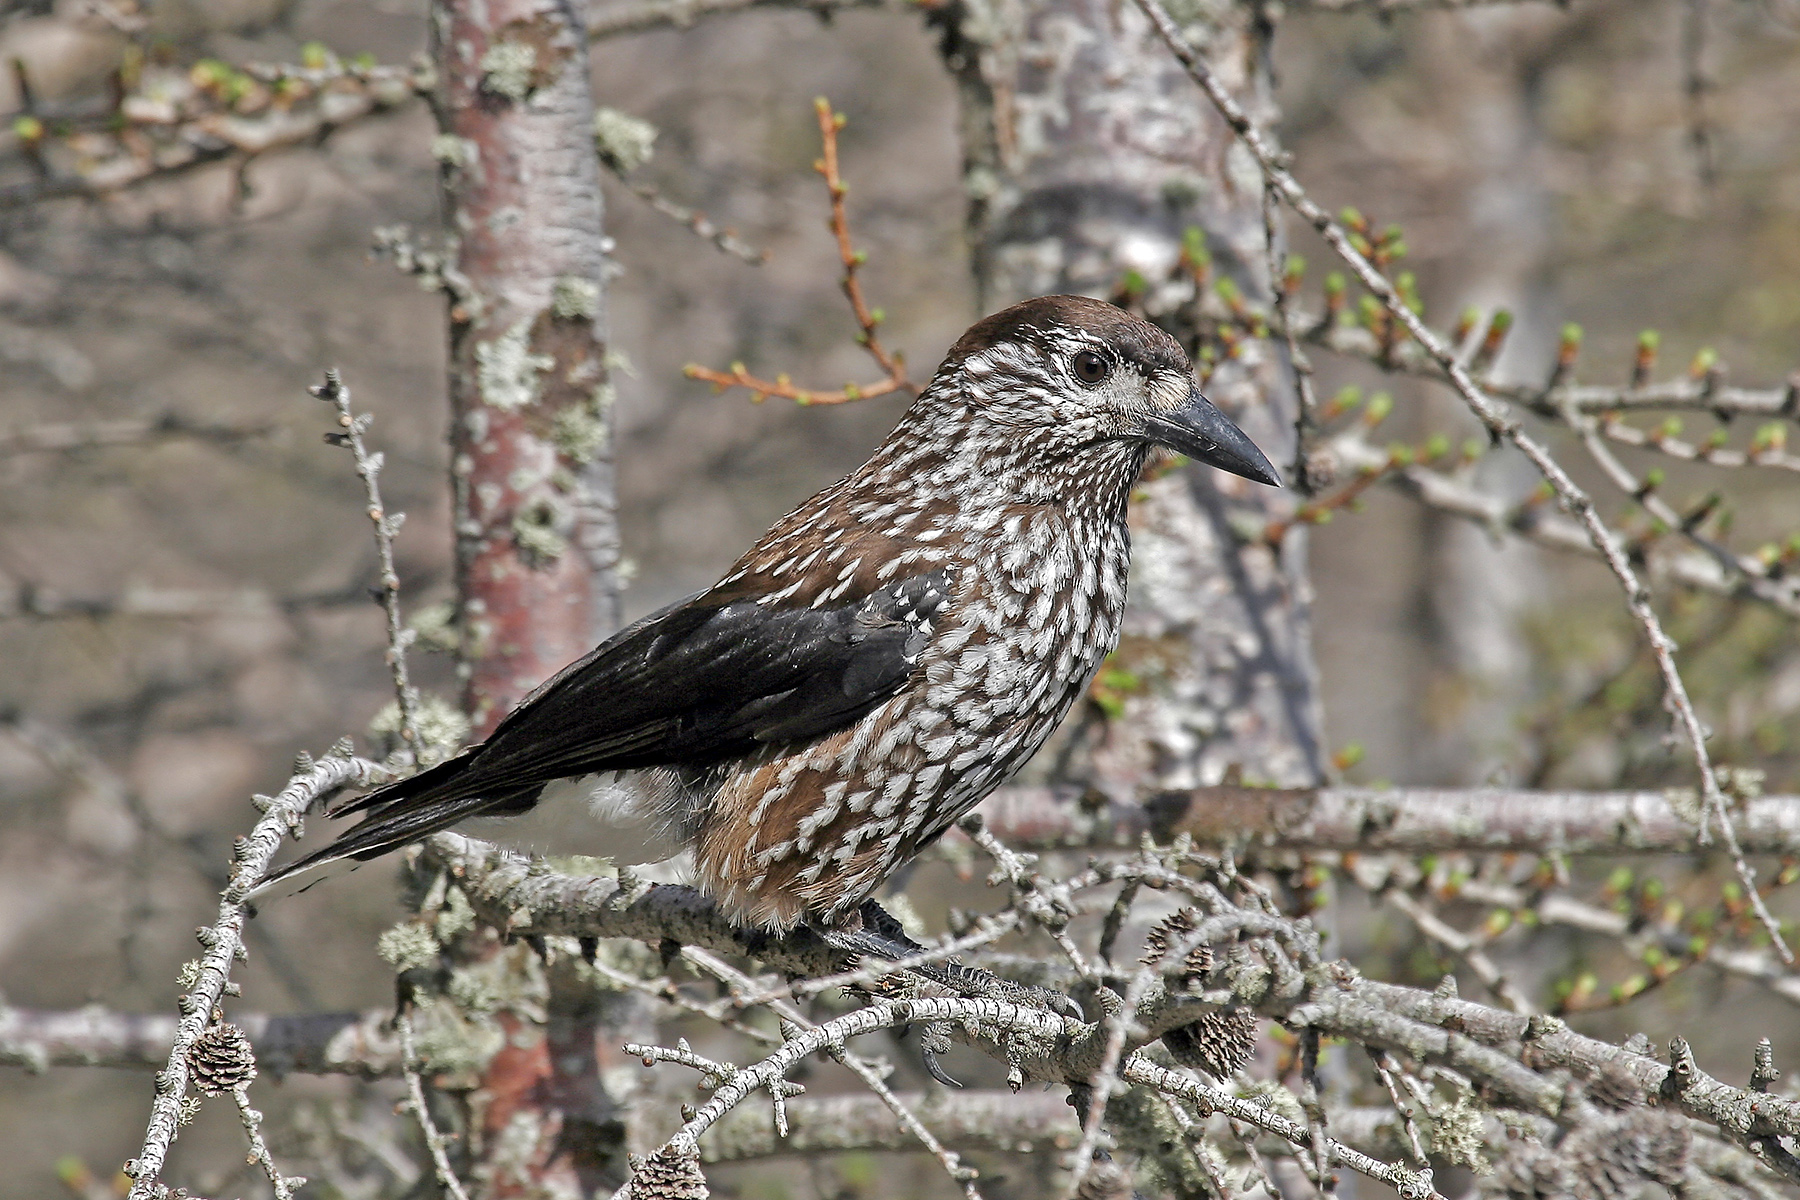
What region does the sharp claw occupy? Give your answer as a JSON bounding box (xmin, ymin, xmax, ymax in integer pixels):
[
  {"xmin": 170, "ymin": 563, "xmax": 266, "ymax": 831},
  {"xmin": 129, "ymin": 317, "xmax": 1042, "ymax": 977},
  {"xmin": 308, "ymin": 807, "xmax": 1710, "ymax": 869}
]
[{"xmin": 921, "ymin": 1044, "xmax": 963, "ymax": 1088}]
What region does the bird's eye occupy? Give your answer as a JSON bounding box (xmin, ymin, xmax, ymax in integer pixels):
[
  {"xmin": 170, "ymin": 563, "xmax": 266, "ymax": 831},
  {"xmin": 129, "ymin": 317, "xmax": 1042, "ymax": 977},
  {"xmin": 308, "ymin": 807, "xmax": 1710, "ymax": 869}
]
[{"xmin": 1072, "ymin": 350, "xmax": 1111, "ymax": 385}]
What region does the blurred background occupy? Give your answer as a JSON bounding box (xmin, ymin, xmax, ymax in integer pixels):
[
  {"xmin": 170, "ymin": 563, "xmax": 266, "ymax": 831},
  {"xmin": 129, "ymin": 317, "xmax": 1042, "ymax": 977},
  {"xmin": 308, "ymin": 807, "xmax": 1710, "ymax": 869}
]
[{"xmin": 3, "ymin": 0, "xmax": 1800, "ymax": 1194}]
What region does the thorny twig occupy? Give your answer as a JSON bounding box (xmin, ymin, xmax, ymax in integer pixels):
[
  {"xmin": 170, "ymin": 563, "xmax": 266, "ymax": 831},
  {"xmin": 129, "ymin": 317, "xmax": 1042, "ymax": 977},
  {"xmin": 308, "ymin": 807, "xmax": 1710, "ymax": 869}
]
[
  {"xmin": 685, "ymin": 98, "xmax": 911, "ymax": 406},
  {"xmin": 313, "ymin": 370, "xmax": 420, "ymax": 753},
  {"xmin": 1133, "ymin": 0, "xmax": 1792, "ymax": 961}
]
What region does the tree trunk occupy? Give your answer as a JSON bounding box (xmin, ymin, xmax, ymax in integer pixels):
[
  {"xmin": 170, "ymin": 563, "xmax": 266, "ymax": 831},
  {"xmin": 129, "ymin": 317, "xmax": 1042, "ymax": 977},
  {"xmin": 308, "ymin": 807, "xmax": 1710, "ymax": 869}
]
[
  {"xmin": 935, "ymin": 0, "xmax": 1326, "ymax": 792},
  {"xmin": 436, "ymin": 0, "xmax": 624, "ymax": 736},
  {"xmin": 431, "ymin": 0, "xmax": 636, "ymax": 1192}
]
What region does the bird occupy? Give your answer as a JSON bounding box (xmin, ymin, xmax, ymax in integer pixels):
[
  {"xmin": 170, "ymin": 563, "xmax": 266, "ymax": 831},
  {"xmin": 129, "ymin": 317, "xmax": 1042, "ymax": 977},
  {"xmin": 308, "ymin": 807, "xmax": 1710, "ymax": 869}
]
[{"xmin": 262, "ymin": 294, "xmax": 1278, "ymax": 946}]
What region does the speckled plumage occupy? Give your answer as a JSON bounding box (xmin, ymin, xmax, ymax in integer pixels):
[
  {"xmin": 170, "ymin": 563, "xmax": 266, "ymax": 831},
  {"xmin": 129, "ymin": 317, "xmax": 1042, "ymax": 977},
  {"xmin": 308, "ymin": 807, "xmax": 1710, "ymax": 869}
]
[{"xmin": 263, "ymin": 295, "xmax": 1278, "ymax": 931}]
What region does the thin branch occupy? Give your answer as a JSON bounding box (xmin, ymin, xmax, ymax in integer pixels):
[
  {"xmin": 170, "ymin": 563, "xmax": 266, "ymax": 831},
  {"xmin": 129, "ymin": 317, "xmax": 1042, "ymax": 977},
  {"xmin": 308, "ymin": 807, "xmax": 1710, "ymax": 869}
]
[
  {"xmin": 0, "ymin": 580, "xmax": 370, "ymax": 620},
  {"xmin": 972, "ymin": 782, "xmax": 1800, "ymax": 856},
  {"xmin": 396, "ymin": 1012, "xmax": 471, "ymax": 1200},
  {"xmin": 233, "ymin": 1083, "xmax": 304, "ymax": 1199},
  {"xmin": 1285, "ymin": 0, "xmax": 1560, "ymax": 9},
  {"xmin": 684, "ymin": 98, "xmax": 911, "ymax": 406},
  {"xmin": 312, "ymin": 370, "xmax": 420, "ymax": 752},
  {"xmin": 587, "ymin": 0, "xmax": 889, "ymax": 40},
  {"xmin": 0, "ymin": 1004, "xmax": 399, "ymax": 1075},
  {"xmin": 681, "ymin": 946, "xmax": 986, "ymax": 1198},
  {"xmin": 1382, "ymin": 888, "xmax": 1534, "ymax": 1015},
  {"xmin": 1301, "ymin": 317, "xmax": 1800, "ymax": 421},
  {"xmin": 1132, "ymin": 0, "xmax": 1789, "ymax": 960},
  {"xmin": 121, "ymin": 751, "xmax": 377, "ymax": 1200},
  {"xmin": 0, "ymin": 58, "xmax": 427, "ymax": 210},
  {"xmin": 0, "ymin": 413, "xmax": 275, "ymax": 457},
  {"xmin": 616, "ymin": 176, "xmax": 770, "ymax": 264}
]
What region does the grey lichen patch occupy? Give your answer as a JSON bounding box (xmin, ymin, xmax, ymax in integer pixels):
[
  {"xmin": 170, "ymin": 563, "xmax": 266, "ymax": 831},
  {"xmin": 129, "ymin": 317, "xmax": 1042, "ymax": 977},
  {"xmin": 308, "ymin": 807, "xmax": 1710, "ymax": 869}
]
[
  {"xmin": 512, "ymin": 496, "xmax": 570, "ymax": 566},
  {"xmin": 1237, "ymin": 1079, "xmax": 1306, "ymax": 1125},
  {"xmin": 1428, "ymin": 1084, "xmax": 1493, "ymax": 1172},
  {"xmin": 377, "ymin": 921, "xmax": 442, "ymax": 974},
  {"xmin": 407, "ymin": 600, "xmax": 460, "ymax": 654},
  {"xmin": 447, "ymin": 964, "xmax": 505, "ymax": 1013},
  {"xmin": 434, "ymin": 884, "xmax": 478, "ymax": 943},
  {"xmin": 370, "ymin": 692, "xmax": 471, "ymax": 766},
  {"xmin": 592, "ymin": 106, "xmax": 657, "ymax": 173},
  {"xmin": 476, "ymin": 318, "xmax": 553, "ymax": 411},
  {"xmin": 551, "ymin": 275, "xmax": 601, "ymax": 321},
  {"xmin": 552, "ymin": 396, "xmax": 610, "ymax": 466},
  {"xmin": 479, "ymin": 40, "xmax": 539, "ymax": 101},
  {"xmin": 430, "ymin": 134, "xmax": 477, "ymax": 167},
  {"xmin": 410, "ymin": 998, "xmax": 505, "ymax": 1080}
]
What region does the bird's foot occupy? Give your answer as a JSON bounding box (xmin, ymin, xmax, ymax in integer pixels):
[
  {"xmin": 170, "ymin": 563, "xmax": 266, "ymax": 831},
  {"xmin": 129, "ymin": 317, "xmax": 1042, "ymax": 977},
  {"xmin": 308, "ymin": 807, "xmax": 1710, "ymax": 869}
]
[{"xmin": 816, "ymin": 901, "xmax": 1085, "ymax": 1086}]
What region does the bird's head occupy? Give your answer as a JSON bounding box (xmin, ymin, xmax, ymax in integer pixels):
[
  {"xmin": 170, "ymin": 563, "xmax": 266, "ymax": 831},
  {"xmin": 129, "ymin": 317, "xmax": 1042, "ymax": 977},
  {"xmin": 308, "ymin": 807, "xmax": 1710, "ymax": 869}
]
[{"xmin": 943, "ymin": 294, "xmax": 1281, "ymax": 487}]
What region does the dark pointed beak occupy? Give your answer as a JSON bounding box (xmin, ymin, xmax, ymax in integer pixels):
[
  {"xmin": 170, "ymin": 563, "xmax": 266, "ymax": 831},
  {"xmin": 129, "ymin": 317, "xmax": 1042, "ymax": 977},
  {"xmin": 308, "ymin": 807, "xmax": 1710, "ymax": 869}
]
[{"xmin": 1143, "ymin": 385, "xmax": 1282, "ymax": 487}]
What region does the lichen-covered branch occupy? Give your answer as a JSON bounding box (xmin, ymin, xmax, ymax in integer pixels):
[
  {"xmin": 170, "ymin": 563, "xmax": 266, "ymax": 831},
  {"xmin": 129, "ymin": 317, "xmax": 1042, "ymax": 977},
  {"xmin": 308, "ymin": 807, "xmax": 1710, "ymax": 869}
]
[
  {"xmin": 971, "ymin": 782, "xmax": 1800, "ymax": 856},
  {"xmin": 0, "ymin": 1005, "xmax": 399, "ymax": 1076},
  {"xmin": 122, "ymin": 750, "xmax": 377, "ymax": 1200},
  {"xmin": 0, "ymin": 57, "xmax": 427, "ymax": 210}
]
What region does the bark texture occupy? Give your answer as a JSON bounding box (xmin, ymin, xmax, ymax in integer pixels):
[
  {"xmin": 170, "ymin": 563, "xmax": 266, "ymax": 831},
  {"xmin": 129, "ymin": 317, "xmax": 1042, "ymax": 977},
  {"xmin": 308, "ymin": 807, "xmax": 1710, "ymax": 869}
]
[
  {"xmin": 436, "ymin": 0, "xmax": 624, "ymax": 736},
  {"xmin": 935, "ymin": 0, "xmax": 1325, "ymax": 792}
]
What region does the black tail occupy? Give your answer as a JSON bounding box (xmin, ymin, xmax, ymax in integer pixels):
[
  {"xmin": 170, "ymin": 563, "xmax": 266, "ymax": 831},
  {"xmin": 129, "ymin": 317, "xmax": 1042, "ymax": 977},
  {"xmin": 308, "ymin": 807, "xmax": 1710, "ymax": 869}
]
[{"xmin": 255, "ymin": 751, "xmax": 537, "ymax": 892}]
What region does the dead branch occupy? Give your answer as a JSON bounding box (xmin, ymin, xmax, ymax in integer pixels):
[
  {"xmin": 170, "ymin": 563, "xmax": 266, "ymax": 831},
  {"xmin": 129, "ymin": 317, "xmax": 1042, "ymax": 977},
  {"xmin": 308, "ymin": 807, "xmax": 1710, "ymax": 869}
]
[
  {"xmin": 0, "ymin": 580, "xmax": 369, "ymax": 620},
  {"xmin": 0, "ymin": 1004, "xmax": 397, "ymax": 1076}
]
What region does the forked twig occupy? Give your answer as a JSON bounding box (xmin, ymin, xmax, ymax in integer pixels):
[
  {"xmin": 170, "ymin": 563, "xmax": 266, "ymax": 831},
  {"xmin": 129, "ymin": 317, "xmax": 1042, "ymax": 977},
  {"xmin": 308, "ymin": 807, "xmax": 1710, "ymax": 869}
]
[{"xmin": 685, "ymin": 98, "xmax": 911, "ymax": 406}]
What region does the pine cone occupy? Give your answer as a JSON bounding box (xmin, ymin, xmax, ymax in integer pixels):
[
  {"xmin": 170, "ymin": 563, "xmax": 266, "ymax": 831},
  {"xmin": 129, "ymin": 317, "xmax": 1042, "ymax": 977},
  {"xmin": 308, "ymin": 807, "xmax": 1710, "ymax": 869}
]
[
  {"xmin": 632, "ymin": 1148, "xmax": 708, "ymax": 1199},
  {"xmin": 188, "ymin": 1023, "xmax": 257, "ymax": 1095},
  {"xmin": 1163, "ymin": 1008, "xmax": 1259, "ymax": 1078},
  {"xmin": 1141, "ymin": 907, "xmax": 1215, "ymax": 988}
]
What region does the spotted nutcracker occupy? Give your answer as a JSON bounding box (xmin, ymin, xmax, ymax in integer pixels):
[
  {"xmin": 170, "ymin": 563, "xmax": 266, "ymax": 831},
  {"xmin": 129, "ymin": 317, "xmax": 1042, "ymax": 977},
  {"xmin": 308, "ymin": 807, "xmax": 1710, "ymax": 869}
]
[{"xmin": 263, "ymin": 295, "xmax": 1278, "ymax": 937}]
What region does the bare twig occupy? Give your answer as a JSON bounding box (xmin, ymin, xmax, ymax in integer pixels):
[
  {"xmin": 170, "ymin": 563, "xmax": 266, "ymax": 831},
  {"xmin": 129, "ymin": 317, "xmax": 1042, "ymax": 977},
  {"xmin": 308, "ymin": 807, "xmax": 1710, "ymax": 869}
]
[
  {"xmin": 395, "ymin": 1011, "xmax": 471, "ymax": 1200},
  {"xmin": 685, "ymin": 98, "xmax": 911, "ymax": 406},
  {"xmin": 233, "ymin": 1084, "xmax": 304, "ymax": 1199},
  {"xmin": 0, "ymin": 1004, "xmax": 399, "ymax": 1075},
  {"xmin": 616, "ymin": 176, "xmax": 770, "ymax": 264},
  {"xmin": 0, "ymin": 58, "xmax": 427, "ymax": 211},
  {"xmin": 312, "ymin": 370, "xmax": 420, "ymax": 752},
  {"xmin": 1133, "ymin": 0, "xmax": 1790, "ymax": 960},
  {"xmin": 0, "ymin": 580, "xmax": 369, "ymax": 620}
]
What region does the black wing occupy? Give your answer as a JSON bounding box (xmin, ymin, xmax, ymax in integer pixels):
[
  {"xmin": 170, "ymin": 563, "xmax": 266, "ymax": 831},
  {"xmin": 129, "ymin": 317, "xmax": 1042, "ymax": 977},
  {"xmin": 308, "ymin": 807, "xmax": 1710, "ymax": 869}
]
[{"xmin": 258, "ymin": 568, "xmax": 951, "ymax": 885}]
